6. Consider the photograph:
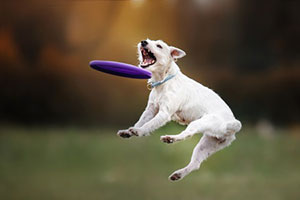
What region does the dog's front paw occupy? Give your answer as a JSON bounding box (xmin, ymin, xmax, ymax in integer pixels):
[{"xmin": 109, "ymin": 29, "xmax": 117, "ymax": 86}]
[
  {"xmin": 128, "ymin": 127, "xmax": 143, "ymax": 137},
  {"xmin": 160, "ymin": 135, "xmax": 175, "ymax": 144},
  {"xmin": 117, "ymin": 129, "xmax": 133, "ymax": 138}
]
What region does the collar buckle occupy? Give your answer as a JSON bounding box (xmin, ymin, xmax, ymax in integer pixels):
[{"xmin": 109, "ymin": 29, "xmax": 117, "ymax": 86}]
[{"xmin": 147, "ymin": 83, "xmax": 153, "ymax": 90}]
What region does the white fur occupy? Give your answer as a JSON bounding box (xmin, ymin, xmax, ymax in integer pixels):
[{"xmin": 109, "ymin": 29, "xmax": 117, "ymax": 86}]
[{"xmin": 117, "ymin": 39, "xmax": 242, "ymax": 181}]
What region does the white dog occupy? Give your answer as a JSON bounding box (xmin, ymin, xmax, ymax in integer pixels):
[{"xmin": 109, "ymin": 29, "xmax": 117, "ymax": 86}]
[{"xmin": 117, "ymin": 39, "xmax": 242, "ymax": 181}]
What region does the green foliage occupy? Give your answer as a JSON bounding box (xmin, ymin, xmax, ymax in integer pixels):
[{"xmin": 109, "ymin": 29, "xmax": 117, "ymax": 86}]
[{"xmin": 0, "ymin": 125, "xmax": 300, "ymax": 200}]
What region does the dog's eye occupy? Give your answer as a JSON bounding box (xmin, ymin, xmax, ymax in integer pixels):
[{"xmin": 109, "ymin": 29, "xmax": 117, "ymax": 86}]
[{"xmin": 156, "ymin": 44, "xmax": 163, "ymax": 49}]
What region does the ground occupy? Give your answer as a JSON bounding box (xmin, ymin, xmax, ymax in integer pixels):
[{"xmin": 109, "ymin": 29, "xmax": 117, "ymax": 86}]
[{"xmin": 0, "ymin": 124, "xmax": 300, "ymax": 200}]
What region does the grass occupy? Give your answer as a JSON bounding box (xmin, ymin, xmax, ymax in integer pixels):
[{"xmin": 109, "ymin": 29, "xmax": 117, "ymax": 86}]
[{"xmin": 0, "ymin": 124, "xmax": 300, "ymax": 200}]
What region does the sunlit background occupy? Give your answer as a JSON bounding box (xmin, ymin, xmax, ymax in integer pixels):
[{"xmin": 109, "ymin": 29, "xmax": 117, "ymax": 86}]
[{"xmin": 1, "ymin": 0, "xmax": 299, "ymax": 199}]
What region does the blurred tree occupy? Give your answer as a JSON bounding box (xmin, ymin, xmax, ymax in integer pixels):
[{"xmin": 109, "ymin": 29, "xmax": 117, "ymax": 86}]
[{"xmin": 0, "ymin": 0, "xmax": 299, "ymax": 127}]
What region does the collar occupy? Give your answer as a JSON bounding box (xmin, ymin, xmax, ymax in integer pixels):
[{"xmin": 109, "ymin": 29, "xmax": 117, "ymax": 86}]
[{"xmin": 147, "ymin": 72, "xmax": 177, "ymax": 90}]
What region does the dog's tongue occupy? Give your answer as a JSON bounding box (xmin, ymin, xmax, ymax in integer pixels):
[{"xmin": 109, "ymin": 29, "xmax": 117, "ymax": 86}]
[
  {"xmin": 146, "ymin": 58, "xmax": 155, "ymax": 65},
  {"xmin": 142, "ymin": 57, "xmax": 155, "ymax": 65}
]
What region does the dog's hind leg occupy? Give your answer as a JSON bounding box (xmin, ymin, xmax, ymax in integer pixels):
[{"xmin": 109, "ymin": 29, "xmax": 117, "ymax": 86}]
[
  {"xmin": 161, "ymin": 114, "xmax": 223, "ymax": 144},
  {"xmin": 168, "ymin": 134, "xmax": 235, "ymax": 181}
]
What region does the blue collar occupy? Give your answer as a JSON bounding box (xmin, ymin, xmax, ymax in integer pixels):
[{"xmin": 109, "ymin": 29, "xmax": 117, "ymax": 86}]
[{"xmin": 147, "ymin": 72, "xmax": 177, "ymax": 90}]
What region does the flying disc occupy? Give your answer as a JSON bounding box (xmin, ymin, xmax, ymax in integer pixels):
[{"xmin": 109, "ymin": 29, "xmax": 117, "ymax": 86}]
[{"xmin": 90, "ymin": 60, "xmax": 152, "ymax": 79}]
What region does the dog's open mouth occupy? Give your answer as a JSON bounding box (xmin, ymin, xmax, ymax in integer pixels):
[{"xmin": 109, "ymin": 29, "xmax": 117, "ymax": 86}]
[{"xmin": 140, "ymin": 47, "xmax": 156, "ymax": 68}]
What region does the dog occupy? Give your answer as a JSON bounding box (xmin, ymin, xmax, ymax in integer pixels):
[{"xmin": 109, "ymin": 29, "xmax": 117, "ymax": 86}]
[{"xmin": 117, "ymin": 39, "xmax": 242, "ymax": 181}]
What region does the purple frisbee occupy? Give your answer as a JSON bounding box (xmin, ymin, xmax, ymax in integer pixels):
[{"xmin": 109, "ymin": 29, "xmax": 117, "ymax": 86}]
[{"xmin": 90, "ymin": 60, "xmax": 152, "ymax": 79}]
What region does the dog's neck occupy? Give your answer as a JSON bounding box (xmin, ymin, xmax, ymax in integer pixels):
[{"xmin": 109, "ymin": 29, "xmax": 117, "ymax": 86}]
[{"xmin": 150, "ymin": 61, "xmax": 180, "ymax": 83}]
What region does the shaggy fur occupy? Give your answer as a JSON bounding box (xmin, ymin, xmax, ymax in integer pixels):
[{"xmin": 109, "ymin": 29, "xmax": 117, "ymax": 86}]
[{"xmin": 118, "ymin": 39, "xmax": 242, "ymax": 181}]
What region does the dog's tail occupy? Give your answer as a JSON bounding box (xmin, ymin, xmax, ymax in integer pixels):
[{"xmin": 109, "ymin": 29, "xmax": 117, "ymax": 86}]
[{"xmin": 224, "ymin": 119, "xmax": 242, "ymax": 135}]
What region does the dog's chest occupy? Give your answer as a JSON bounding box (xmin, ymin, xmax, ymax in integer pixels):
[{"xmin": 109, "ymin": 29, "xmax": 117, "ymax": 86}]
[{"xmin": 151, "ymin": 84, "xmax": 205, "ymax": 125}]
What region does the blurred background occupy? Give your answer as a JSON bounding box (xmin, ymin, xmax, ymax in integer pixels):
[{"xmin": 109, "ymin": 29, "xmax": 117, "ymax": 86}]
[{"xmin": 0, "ymin": 0, "xmax": 299, "ymax": 200}]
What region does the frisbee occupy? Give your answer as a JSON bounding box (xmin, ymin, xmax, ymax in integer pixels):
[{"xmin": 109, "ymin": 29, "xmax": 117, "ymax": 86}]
[{"xmin": 90, "ymin": 60, "xmax": 152, "ymax": 79}]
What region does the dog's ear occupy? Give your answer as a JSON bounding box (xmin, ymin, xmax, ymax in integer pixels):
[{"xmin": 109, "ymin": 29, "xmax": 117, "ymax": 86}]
[{"xmin": 170, "ymin": 46, "xmax": 186, "ymax": 60}]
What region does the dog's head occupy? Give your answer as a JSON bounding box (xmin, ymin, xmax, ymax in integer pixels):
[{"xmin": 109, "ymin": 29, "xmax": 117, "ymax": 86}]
[{"xmin": 137, "ymin": 39, "xmax": 186, "ymax": 72}]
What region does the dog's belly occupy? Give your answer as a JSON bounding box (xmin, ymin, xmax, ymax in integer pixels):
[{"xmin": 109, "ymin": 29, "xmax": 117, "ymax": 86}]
[{"xmin": 171, "ymin": 110, "xmax": 198, "ymax": 125}]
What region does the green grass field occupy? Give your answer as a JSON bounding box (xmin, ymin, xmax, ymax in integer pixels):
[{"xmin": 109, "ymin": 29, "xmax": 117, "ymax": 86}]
[{"xmin": 1, "ymin": 124, "xmax": 300, "ymax": 200}]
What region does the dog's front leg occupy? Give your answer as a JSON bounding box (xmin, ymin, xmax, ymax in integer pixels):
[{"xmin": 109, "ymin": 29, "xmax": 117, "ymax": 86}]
[
  {"xmin": 134, "ymin": 103, "xmax": 157, "ymax": 128},
  {"xmin": 129, "ymin": 110, "xmax": 171, "ymax": 137},
  {"xmin": 117, "ymin": 103, "xmax": 157, "ymax": 138}
]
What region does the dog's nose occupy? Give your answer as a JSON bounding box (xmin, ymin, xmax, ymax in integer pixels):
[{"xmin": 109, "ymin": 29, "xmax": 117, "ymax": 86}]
[{"xmin": 141, "ymin": 40, "xmax": 148, "ymax": 47}]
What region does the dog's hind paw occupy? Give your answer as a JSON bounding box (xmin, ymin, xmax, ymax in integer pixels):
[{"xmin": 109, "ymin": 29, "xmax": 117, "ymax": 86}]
[
  {"xmin": 160, "ymin": 135, "xmax": 175, "ymax": 144},
  {"xmin": 169, "ymin": 173, "xmax": 182, "ymax": 181}
]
